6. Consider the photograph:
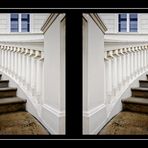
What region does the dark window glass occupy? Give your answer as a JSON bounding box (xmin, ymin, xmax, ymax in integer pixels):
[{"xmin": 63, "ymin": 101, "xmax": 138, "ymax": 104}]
[
  {"xmin": 119, "ymin": 14, "xmax": 127, "ymax": 32},
  {"xmin": 21, "ymin": 14, "xmax": 30, "ymax": 32},
  {"xmin": 130, "ymin": 13, "xmax": 137, "ymax": 32},
  {"xmin": 11, "ymin": 13, "xmax": 19, "ymax": 32}
]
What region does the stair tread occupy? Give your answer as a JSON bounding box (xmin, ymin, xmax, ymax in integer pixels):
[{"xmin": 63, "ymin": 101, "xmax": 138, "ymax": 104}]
[
  {"xmin": 122, "ymin": 97, "xmax": 148, "ymax": 105},
  {"xmin": 0, "ymin": 97, "xmax": 26, "ymax": 105},
  {"xmin": 139, "ymin": 80, "xmax": 148, "ymax": 82},
  {"xmin": 131, "ymin": 87, "xmax": 148, "ymax": 91},
  {"xmin": 0, "ymin": 80, "xmax": 9, "ymax": 82},
  {"xmin": 0, "ymin": 87, "xmax": 17, "ymax": 91}
]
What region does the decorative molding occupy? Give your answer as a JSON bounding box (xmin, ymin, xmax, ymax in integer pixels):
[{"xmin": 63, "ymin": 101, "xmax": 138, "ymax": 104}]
[
  {"xmin": 41, "ymin": 14, "xmax": 61, "ymax": 33},
  {"xmin": 89, "ymin": 13, "xmax": 107, "ymax": 34},
  {"xmin": 83, "ymin": 104, "xmax": 106, "ymax": 117},
  {"xmin": 42, "ymin": 104, "xmax": 65, "ymax": 117}
]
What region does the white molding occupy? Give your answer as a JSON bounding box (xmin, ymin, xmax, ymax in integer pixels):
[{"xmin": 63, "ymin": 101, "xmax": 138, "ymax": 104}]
[
  {"xmin": 83, "ymin": 104, "xmax": 106, "ymax": 117},
  {"xmin": 0, "ymin": 33, "xmax": 43, "ymax": 35},
  {"xmin": 41, "ymin": 14, "xmax": 60, "ymax": 33},
  {"xmin": 83, "ymin": 13, "xmax": 107, "ymax": 34},
  {"xmin": 83, "ymin": 104, "xmax": 107, "ymax": 134},
  {"xmin": 42, "ymin": 104, "xmax": 65, "ymax": 134},
  {"xmin": 42, "ymin": 104, "xmax": 65, "ymax": 117}
]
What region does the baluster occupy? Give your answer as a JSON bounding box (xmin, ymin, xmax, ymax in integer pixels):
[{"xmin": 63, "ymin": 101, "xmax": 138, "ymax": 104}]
[
  {"xmin": 135, "ymin": 47, "xmax": 138, "ymax": 75},
  {"xmin": 31, "ymin": 50, "xmax": 36, "ymax": 96},
  {"xmin": 9, "ymin": 47, "xmax": 13, "ymax": 76},
  {"xmin": 3, "ymin": 46, "xmax": 5, "ymax": 72},
  {"xmin": 7, "ymin": 46, "xmax": 11, "ymax": 74},
  {"xmin": 0, "ymin": 46, "xmax": 1, "ymax": 70},
  {"xmin": 20, "ymin": 48, "xmax": 25, "ymax": 85},
  {"xmin": 144, "ymin": 46, "xmax": 147, "ymax": 71},
  {"xmin": 1, "ymin": 46, "xmax": 4, "ymax": 70},
  {"xmin": 24, "ymin": 49, "xmax": 30, "ymax": 89},
  {"xmin": 138, "ymin": 46, "xmax": 141, "ymax": 75},
  {"xmin": 5, "ymin": 46, "xmax": 8, "ymax": 73},
  {"xmin": 106, "ymin": 51, "xmax": 113, "ymax": 102},
  {"xmin": 27, "ymin": 49, "xmax": 35, "ymax": 92},
  {"xmin": 141, "ymin": 46, "xmax": 144, "ymax": 73},
  {"xmin": 130, "ymin": 47, "xmax": 134, "ymax": 80},
  {"xmin": 12, "ymin": 47, "xmax": 16, "ymax": 78},
  {"xmin": 35, "ymin": 50, "xmax": 42, "ymax": 103},
  {"xmin": 146, "ymin": 46, "xmax": 148, "ymax": 69}
]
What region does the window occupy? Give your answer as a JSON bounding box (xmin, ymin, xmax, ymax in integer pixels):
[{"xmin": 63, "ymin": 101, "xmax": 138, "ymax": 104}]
[
  {"xmin": 118, "ymin": 13, "xmax": 138, "ymax": 32},
  {"xmin": 10, "ymin": 13, "xmax": 30, "ymax": 32},
  {"xmin": 21, "ymin": 14, "xmax": 30, "ymax": 32},
  {"xmin": 11, "ymin": 13, "xmax": 19, "ymax": 32},
  {"xmin": 119, "ymin": 13, "xmax": 127, "ymax": 32},
  {"xmin": 129, "ymin": 14, "xmax": 137, "ymax": 32}
]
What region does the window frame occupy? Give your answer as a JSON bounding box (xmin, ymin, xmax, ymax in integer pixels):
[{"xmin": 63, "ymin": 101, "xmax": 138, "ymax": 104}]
[
  {"xmin": 118, "ymin": 13, "xmax": 138, "ymax": 33},
  {"xmin": 10, "ymin": 13, "xmax": 30, "ymax": 33}
]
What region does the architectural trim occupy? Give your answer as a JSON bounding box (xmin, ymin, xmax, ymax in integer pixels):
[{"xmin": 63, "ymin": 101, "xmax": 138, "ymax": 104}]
[
  {"xmin": 88, "ymin": 13, "xmax": 107, "ymax": 34},
  {"xmin": 83, "ymin": 104, "xmax": 106, "ymax": 117},
  {"xmin": 42, "ymin": 104, "xmax": 65, "ymax": 117},
  {"xmin": 83, "ymin": 104, "xmax": 107, "ymax": 134},
  {"xmin": 41, "ymin": 14, "xmax": 59, "ymax": 33}
]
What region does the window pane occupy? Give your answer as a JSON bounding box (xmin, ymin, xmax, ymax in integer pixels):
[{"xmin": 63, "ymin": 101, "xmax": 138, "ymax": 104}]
[
  {"xmin": 119, "ymin": 14, "xmax": 127, "ymax": 32},
  {"xmin": 130, "ymin": 13, "xmax": 137, "ymax": 32},
  {"xmin": 11, "ymin": 13, "xmax": 19, "ymax": 32},
  {"xmin": 21, "ymin": 14, "xmax": 30, "ymax": 32}
]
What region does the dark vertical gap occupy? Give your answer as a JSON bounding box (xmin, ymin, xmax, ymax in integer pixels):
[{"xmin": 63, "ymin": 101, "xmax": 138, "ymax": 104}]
[{"xmin": 66, "ymin": 12, "xmax": 82, "ymax": 137}]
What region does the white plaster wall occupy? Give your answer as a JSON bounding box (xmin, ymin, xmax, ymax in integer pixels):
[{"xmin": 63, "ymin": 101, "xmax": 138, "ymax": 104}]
[
  {"xmin": 42, "ymin": 14, "xmax": 65, "ymax": 134},
  {"xmin": 0, "ymin": 14, "xmax": 9, "ymax": 33},
  {"xmin": 99, "ymin": 13, "xmax": 117, "ymax": 33},
  {"xmin": 31, "ymin": 14, "xmax": 49, "ymax": 33},
  {"xmin": 139, "ymin": 13, "xmax": 148, "ymax": 33},
  {"xmin": 83, "ymin": 14, "xmax": 107, "ymax": 134}
]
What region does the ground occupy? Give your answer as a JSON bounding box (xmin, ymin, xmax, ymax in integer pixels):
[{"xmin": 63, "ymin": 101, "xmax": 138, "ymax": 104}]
[
  {"xmin": 0, "ymin": 111, "xmax": 49, "ymax": 135},
  {"xmin": 99, "ymin": 111, "xmax": 148, "ymax": 135}
]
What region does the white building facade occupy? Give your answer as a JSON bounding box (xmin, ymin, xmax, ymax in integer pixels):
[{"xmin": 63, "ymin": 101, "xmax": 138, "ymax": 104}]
[
  {"xmin": 0, "ymin": 13, "xmax": 65, "ymax": 134},
  {"xmin": 83, "ymin": 13, "xmax": 148, "ymax": 134}
]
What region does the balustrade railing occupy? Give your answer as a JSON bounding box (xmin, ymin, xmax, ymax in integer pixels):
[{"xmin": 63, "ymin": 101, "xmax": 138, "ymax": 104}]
[
  {"xmin": 104, "ymin": 45, "xmax": 148, "ymax": 104},
  {"xmin": 0, "ymin": 44, "xmax": 44, "ymax": 104}
]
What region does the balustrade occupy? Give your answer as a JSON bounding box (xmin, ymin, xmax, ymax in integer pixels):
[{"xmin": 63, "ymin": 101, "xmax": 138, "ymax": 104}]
[
  {"xmin": 104, "ymin": 45, "xmax": 148, "ymax": 104},
  {"xmin": 0, "ymin": 44, "xmax": 44, "ymax": 103}
]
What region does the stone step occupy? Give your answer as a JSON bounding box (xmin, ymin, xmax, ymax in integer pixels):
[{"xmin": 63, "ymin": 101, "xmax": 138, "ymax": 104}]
[
  {"xmin": 139, "ymin": 80, "xmax": 148, "ymax": 88},
  {"xmin": 146, "ymin": 74, "xmax": 148, "ymax": 80},
  {"xmin": 0, "ymin": 97, "xmax": 26, "ymax": 114},
  {"xmin": 0, "ymin": 80, "xmax": 9, "ymax": 88},
  {"xmin": 0, "ymin": 87, "xmax": 17, "ymax": 98},
  {"xmin": 131, "ymin": 87, "xmax": 148, "ymax": 98},
  {"xmin": 122, "ymin": 97, "xmax": 148, "ymax": 113}
]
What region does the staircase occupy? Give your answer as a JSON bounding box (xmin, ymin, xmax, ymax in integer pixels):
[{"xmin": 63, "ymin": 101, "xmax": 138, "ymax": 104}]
[
  {"xmin": 0, "ymin": 74, "xmax": 26, "ymax": 114},
  {"xmin": 0, "ymin": 74, "xmax": 49, "ymax": 135},
  {"xmin": 99, "ymin": 74, "xmax": 148, "ymax": 135},
  {"xmin": 122, "ymin": 74, "xmax": 148, "ymax": 113}
]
